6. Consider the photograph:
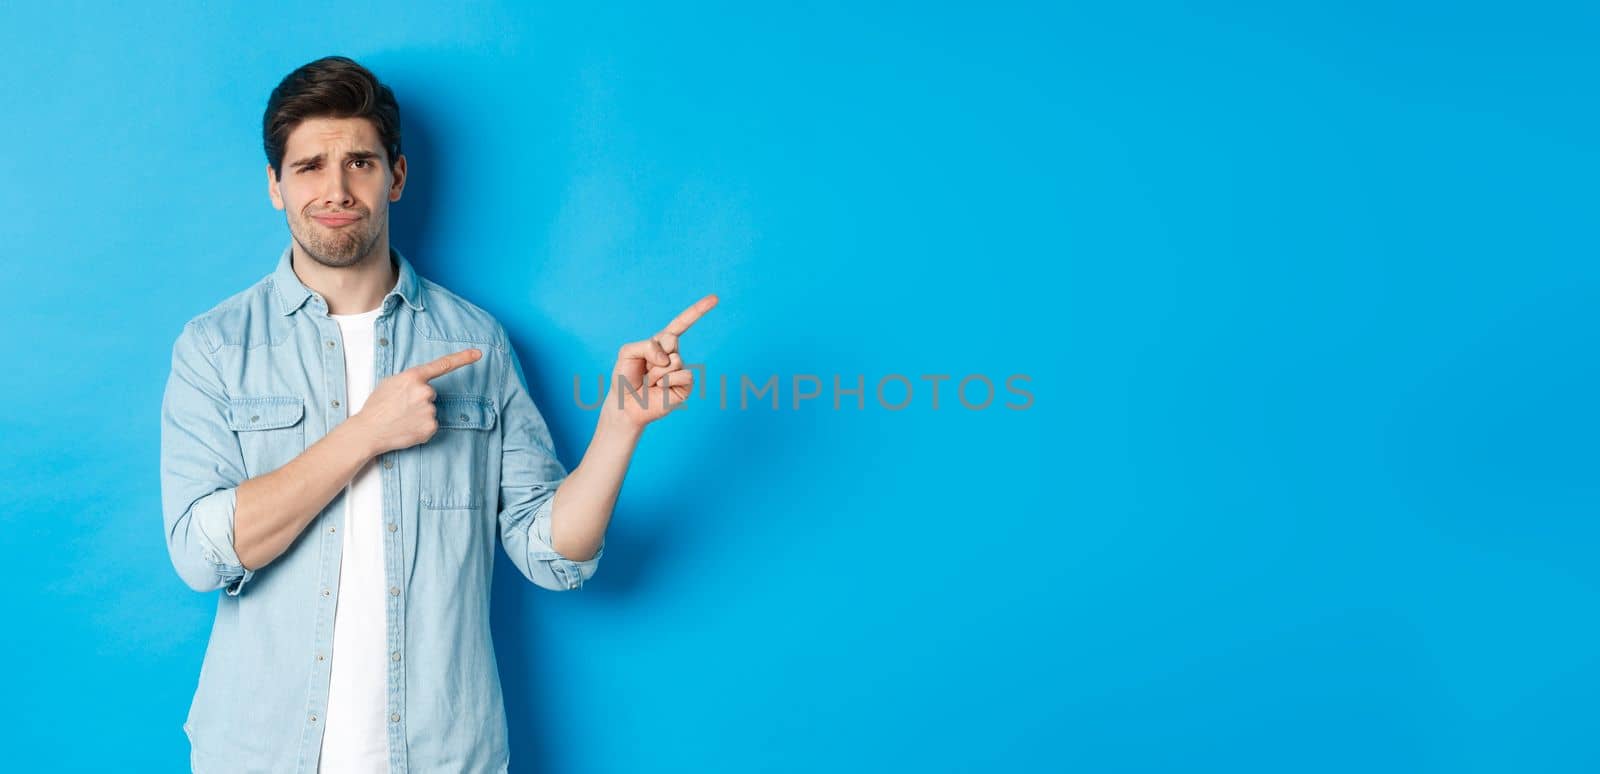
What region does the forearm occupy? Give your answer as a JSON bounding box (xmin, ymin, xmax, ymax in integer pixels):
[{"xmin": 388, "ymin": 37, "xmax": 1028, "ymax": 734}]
[
  {"xmin": 234, "ymin": 419, "xmax": 377, "ymax": 570},
  {"xmin": 549, "ymin": 407, "xmax": 642, "ymax": 561}
]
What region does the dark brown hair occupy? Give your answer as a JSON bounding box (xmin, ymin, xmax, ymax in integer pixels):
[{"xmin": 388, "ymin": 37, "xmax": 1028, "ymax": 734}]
[{"xmin": 263, "ymin": 56, "xmax": 402, "ymax": 180}]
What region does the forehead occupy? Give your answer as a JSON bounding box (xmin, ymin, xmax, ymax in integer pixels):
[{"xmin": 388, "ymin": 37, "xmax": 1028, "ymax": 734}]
[{"xmin": 283, "ymin": 116, "xmax": 383, "ymax": 156}]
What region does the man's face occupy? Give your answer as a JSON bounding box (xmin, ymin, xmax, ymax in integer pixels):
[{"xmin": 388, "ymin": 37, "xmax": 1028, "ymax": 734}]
[{"xmin": 267, "ymin": 116, "xmax": 406, "ymax": 268}]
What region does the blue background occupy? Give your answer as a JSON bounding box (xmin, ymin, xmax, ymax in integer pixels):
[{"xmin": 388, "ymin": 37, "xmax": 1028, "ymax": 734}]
[{"xmin": 2, "ymin": 2, "xmax": 1596, "ymax": 771}]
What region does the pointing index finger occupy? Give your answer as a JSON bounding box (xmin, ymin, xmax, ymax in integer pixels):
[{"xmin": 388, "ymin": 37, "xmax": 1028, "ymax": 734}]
[
  {"xmin": 413, "ymin": 348, "xmax": 483, "ymax": 381},
  {"xmin": 661, "ymin": 293, "xmax": 719, "ymax": 337}
]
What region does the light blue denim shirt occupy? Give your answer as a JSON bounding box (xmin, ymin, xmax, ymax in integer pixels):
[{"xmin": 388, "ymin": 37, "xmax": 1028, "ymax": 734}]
[{"xmin": 160, "ymin": 244, "xmax": 603, "ymax": 773}]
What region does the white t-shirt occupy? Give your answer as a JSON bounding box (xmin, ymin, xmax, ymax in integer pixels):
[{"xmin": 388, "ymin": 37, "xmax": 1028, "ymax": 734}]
[{"xmin": 319, "ymin": 305, "xmax": 390, "ymax": 773}]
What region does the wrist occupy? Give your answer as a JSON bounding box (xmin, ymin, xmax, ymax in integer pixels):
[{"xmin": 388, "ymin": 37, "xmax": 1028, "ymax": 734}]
[
  {"xmin": 336, "ymin": 414, "xmax": 381, "ymax": 461},
  {"xmin": 597, "ymin": 402, "xmax": 645, "ymax": 443}
]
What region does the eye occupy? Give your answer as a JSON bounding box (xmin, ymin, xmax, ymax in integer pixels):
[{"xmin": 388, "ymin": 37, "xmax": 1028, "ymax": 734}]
[{"xmin": 351, "ymin": 159, "xmax": 371, "ymax": 169}]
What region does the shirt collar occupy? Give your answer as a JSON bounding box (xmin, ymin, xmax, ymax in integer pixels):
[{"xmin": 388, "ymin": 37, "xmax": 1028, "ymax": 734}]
[{"xmin": 270, "ymin": 243, "xmax": 426, "ymax": 316}]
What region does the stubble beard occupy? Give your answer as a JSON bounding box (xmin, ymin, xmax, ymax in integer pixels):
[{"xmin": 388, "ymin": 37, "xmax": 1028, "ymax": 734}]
[{"xmin": 290, "ymin": 208, "xmax": 385, "ymax": 269}]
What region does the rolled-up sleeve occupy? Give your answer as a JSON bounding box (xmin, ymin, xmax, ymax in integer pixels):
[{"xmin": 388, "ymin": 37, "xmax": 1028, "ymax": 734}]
[
  {"xmin": 160, "ymin": 320, "xmax": 254, "ymax": 595},
  {"xmin": 494, "ymin": 324, "xmax": 604, "ymax": 591}
]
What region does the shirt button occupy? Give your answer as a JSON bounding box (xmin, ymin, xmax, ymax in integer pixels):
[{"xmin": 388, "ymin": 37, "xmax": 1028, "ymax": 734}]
[
  {"xmin": 378, "ymin": 337, "xmax": 389, "ymax": 347},
  {"xmin": 331, "ymin": 399, "xmax": 341, "ymax": 408},
  {"xmin": 310, "ymin": 713, "xmax": 319, "ymax": 723},
  {"xmin": 387, "ymin": 523, "xmax": 397, "ymax": 533},
  {"xmin": 390, "ymin": 713, "xmax": 401, "ymax": 723},
  {"xmin": 326, "ymin": 340, "xmax": 335, "ymax": 349},
  {"xmin": 317, "ymin": 653, "xmax": 325, "ymax": 662},
  {"xmin": 391, "ymin": 651, "xmax": 401, "ymax": 662},
  {"xmin": 321, "ymin": 588, "xmax": 331, "ymax": 598},
  {"xmin": 383, "ymin": 458, "xmax": 393, "ymax": 469},
  {"xmin": 328, "ymin": 526, "xmax": 336, "ymax": 534},
  {"xmin": 249, "ymin": 415, "xmax": 260, "ymax": 423},
  {"xmin": 389, "ymin": 586, "xmax": 400, "ymax": 596}
]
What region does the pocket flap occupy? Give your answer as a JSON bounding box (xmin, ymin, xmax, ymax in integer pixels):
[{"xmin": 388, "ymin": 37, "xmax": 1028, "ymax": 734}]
[
  {"xmin": 436, "ymin": 393, "xmax": 497, "ymax": 430},
  {"xmin": 227, "ymin": 396, "xmax": 306, "ymax": 431}
]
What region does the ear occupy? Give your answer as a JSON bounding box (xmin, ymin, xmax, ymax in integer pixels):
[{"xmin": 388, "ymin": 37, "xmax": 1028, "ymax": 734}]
[
  {"xmin": 267, "ymin": 164, "xmax": 284, "ymax": 211},
  {"xmin": 388, "ymin": 153, "xmax": 407, "ymax": 203}
]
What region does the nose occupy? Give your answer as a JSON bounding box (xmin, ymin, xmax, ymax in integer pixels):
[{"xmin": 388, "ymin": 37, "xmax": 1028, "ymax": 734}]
[{"xmin": 322, "ymin": 168, "xmax": 355, "ymax": 209}]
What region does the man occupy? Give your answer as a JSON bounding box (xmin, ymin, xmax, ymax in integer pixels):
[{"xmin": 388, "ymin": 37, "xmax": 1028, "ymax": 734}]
[{"xmin": 160, "ymin": 56, "xmax": 715, "ymax": 773}]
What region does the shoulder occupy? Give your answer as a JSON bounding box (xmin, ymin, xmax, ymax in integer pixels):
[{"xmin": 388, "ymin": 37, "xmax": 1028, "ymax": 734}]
[
  {"xmin": 177, "ymin": 272, "xmax": 281, "ymax": 354},
  {"xmin": 415, "ymin": 278, "xmax": 511, "ymax": 354}
]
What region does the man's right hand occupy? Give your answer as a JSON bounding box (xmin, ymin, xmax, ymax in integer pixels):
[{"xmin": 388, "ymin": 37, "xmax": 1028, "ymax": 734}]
[{"xmin": 351, "ymin": 348, "xmax": 484, "ymax": 456}]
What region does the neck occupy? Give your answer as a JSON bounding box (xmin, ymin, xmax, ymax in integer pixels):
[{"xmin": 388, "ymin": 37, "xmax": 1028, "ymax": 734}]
[{"xmin": 290, "ymin": 235, "xmax": 396, "ymax": 315}]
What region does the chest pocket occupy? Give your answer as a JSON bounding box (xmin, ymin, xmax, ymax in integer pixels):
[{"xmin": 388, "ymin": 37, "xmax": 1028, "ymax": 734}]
[
  {"xmin": 226, "ymin": 396, "xmax": 306, "ymax": 479},
  {"xmin": 421, "ymin": 393, "xmax": 498, "ymax": 510}
]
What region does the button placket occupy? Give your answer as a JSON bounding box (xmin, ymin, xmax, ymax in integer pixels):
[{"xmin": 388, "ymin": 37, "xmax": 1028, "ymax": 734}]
[
  {"xmin": 297, "ymin": 314, "xmax": 348, "ymax": 767},
  {"xmin": 372, "ymin": 312, "xmax": 410, "ymax": 755}
]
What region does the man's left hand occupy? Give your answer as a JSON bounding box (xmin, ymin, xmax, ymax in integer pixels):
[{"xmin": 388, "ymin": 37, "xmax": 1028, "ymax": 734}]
[{"xmin": 603, "ymin": 293, "xmax": 718, "ymax": 430}]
